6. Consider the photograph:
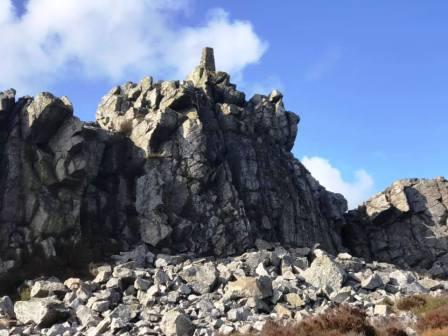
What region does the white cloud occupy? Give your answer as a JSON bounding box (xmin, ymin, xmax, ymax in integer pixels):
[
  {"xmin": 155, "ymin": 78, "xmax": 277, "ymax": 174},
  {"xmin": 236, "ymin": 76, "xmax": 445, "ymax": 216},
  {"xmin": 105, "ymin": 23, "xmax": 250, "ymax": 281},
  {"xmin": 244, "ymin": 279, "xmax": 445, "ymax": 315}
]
[
  {"xmin": 302, "ymin": 156, "xmax": 374, "ymax": 209},
  {"xmin": 0, "ymin": 0, "xmax": 13, "ymax": 24},
  {"xmin": 0, "ymin": 0, "xmax": 267, "ymax": 93}
]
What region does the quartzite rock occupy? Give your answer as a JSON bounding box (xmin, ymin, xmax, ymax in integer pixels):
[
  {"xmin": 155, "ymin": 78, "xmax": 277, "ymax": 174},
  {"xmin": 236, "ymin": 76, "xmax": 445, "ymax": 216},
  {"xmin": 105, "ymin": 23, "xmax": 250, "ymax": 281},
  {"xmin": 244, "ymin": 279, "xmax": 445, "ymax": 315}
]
[
  {"xmin": 30, "ymin": 279, "xmax": 68, "ymax": 298},
  {"xmin": 14, "ymin": 298, "xmax": 70, "ymax": 327},
  {"xmin": 0, "ymin": 296, "xmax": 14, "ymax": 319},
  {"xmin": 225, "ymin": 276, "xmax": 273, "ymax": 300},
  {"xmin": 302, "ymin": 254, "xmax": 346, "ymax": 293},
  {"xmin": 179, "ymin": 262, "xmax": 218, "ymax": 295},
  {"xmin": 344, "ymin": 177, "xmax": 448, "ymax": 277},
  {"xmin": 1, "ymin": 47, "xmax": 446, "ymax": 291},
  {"xmin": 160, "ymin": 310, "xmax": 195, "ymax": 336},
  {"xmin": 0, "ymin": 48, "xmax": 348, "ymax": 285},
  {"xmin": 2, "ymin": 243, "xmax": 448, "ymax": 335}
]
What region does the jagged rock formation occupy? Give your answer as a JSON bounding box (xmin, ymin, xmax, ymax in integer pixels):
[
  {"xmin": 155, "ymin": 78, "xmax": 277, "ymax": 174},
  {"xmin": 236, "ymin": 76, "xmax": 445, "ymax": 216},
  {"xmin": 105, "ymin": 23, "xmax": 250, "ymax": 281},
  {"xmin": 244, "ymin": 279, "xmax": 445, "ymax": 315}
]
[
  {"xmin": 2, "ymin": 47, "xmax": 446, "ymax": 293},
  {"xmin": 0, "ymin": 48, "xmax": 347, "ymax": 284},
  {"xmin": 344, "ymin": 177, "xmax": 448, "ymax": 277}
]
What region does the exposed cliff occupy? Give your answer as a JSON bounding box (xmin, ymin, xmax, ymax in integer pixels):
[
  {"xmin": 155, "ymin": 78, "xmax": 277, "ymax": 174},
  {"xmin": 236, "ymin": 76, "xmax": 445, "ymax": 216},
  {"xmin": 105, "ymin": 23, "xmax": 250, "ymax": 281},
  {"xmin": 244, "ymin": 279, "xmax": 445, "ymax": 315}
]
[
  {"xmin": 1, "ymin": 48, "xmax": 446, "ymax": 288},
  {"xmin": 344, "ymin": 177, "xmax": 448, "ymax": 277},
  {"xmin": 0, "ymin": 48, "xmax": 347, "ymax": 283}
]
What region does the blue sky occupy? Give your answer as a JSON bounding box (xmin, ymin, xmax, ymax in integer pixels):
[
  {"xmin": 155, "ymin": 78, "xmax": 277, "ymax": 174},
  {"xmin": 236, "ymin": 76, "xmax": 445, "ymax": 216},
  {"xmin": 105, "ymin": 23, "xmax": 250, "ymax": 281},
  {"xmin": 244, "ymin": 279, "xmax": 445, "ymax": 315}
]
[{"xmin": 2, "ymin": 1, "xmax": 447, "ymax": 207}]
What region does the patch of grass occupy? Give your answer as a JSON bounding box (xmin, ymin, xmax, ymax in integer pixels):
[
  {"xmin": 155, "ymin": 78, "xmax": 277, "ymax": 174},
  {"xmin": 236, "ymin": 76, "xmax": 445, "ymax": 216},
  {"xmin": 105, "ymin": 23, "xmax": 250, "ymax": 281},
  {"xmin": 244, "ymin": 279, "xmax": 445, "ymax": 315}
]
[
  {"xmin": 249, "ymin": 305, "xmax": 381, "ymax": 336},
  {"xmin": 384, "ymin": 328, "xmax": 408, "ymax": 336},
  {"xmin": 415, "ymin": 296, "xmax": 448, "ymax": 316},
  {"xmin": 372, "ymin": 318, "xmax": 408, "ymax": 336},
  {"xmin": 396, "ymin": 295, "xmax": 448, "ymax": 316},
  {"xmin": 396, "ymin": 295, "xmax": 427, "ymax": 311},
  {"xmin": 417, "ymin": 305, "xmax": 448, "ymax": 333},
  {"xmin": 228, "ymin": 305, "xmax": 411, "ymax": 336},
  {"xmin": 421, "ymin": 327, "xmax": 448, "ymax": 336},
  {"xmin": 381, "ymin": 296, "xmax": 395, "ymax": 308}
]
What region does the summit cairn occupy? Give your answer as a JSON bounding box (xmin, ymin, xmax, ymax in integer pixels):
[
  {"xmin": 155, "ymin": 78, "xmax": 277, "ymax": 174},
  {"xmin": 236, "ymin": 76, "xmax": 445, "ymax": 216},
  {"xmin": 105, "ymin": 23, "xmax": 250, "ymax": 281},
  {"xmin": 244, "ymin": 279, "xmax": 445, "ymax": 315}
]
[
  {"xmin": 187, "ymin": 47, "xmax": 219, "ymax": 86},
  {"xmin": 200, "ymin": 47, "xmax": 216, "ymax": 71}
]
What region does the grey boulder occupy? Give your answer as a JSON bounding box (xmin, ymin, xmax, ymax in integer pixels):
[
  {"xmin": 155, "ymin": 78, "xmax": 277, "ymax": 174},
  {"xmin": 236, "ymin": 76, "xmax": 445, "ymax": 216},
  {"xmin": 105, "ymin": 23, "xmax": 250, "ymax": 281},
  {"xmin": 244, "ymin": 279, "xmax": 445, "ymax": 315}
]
[
  {"xmin": 160, "ymin": 310, "xmax": 195, "ymax": 336},
  {"xmin": 302, "ymin": 254, "xmax": 346, "ymax": 293},
  {"xmin": 14, "ymin": 297, "xmax": 70, "ymax": 327}
]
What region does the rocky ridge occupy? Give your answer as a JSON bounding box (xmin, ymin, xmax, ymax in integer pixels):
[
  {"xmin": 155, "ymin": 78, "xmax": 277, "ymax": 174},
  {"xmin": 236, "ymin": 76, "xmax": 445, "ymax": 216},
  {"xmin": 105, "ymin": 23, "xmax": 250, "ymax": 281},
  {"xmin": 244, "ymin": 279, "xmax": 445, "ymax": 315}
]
[
  {"xmin": 345, "ymin": 177, "xmax": 448, "ymax": 277},
  {"xmin": 0, "ymin": 48, "xmax": 347, "ymax": 284},
  {"xmin": 0, "ymin": 47, "xmax": 447, "ymax": 335},
  {"xmin": 1, "ymin": 242, "xmax": 447, "ymax": 336}
]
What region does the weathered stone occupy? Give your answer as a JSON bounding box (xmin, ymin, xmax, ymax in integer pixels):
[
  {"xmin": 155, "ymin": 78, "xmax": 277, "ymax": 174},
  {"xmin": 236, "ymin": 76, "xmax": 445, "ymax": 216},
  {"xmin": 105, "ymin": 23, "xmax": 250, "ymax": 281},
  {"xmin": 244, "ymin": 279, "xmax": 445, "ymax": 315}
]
[
  {"xmin": 329, "ymin": 286, "xmax": 353, "ymax": 304},
  {"xmin": 160, "ymin": 310, "xmax": 195, "ymax": 336},
  {"xmin": 373, "ymin": 304, "xmax": 390, "ymax": 316},
  {"xmin": 139, "ymin": 216, "xmax": 173, "ymax": 247},
  {"xmin": 179, "ymin": 263, "xmax": 218, "ymax": 295},
  {"xmin": 90, "ymin": 300, "xmax": 110, "ymax": 313},
  {"xmin": 285, "ymin": 293, "xmax": 305, "ymax": 308},
  {"xmin": 30, "ymin": 280, "xmax": 68, "ymax": 298},
  {"xmin": 134, "ymin": 277, "xmax": 152, "ymax": 291},
  {"xmin": 21, "ymin": 92, "xmax": 73, "ymax": 144},
  {"xmin": 86, "ymin": 317, "xmax": 111, "ymax": 336},
  {"xmin": 227, "ymin": 307, "xmax": 250, "ymax": 322},
  {"xmin": 63, "ymin": 278, "xmax": 82, "ymax": 291},
  {"xmin": 219, "ymin": 324, "xmax": 235, "ymax": 335},
  {"xmin": 274, "ymin": 303, "xmax": 292, "ymax": 318},
  {"xmin": 109, "ymin": 304, "xmax": 136, "ymax": 324},
  {"xmin": 14, "ymin": 298, "xmax": 70, "ymax": 327},
  {"xmin": 0, "ymin": 297, "xmax": 14, "ymax": 319},
  {"xmin": 345, "ymin": 178, "xmax": 448, "ymax": 275},
  {"xmin": 418, "ymin": 278, "xmax": 444, "ymax": 290},
  {"xmin": 389, "ymin": 270, "xmax": 416, "ymax": 288},
  {"xmin": 255, "ymin": 263, "xmax": 270, "ymax": 276},
  {"xmin": 361, "ymin": 273, "xmax": 384, "ymax": 290},
  {"xmin": 45, "ymin": 323, "xmax": 71, "ymax": 336},
  {"xmin": 255, "ymin": 239, "xmax": 274, "ymax": 251},
  {"xmin": 94, "ymin": 269, "xmax": 112, "ymax": 284},
  {"xmin": 225, "ymin": 276, "xmax": 272, "ymax": 300},
  {"xmin": 75, "ymin": 305, "xmax": 96, "ymax": 326},
  {"xmin": 302, "ymin": 255, "xmax": 346, "ymax": 293}
]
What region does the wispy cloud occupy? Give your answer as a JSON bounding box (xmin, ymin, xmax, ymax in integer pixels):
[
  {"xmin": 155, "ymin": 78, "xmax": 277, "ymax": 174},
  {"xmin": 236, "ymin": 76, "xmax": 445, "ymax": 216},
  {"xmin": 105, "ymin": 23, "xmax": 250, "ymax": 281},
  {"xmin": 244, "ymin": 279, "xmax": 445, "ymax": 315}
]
[
  {"xmin": 304, "ymin": 46, "xmax": 342, "ymax": 81},
  {"xmin": 302, "ymin": 156, "xmax": 374, "ymax": 209},
  {"xmin": 0, "ymin": 1, "xmax": 267, "ymax": 94}
]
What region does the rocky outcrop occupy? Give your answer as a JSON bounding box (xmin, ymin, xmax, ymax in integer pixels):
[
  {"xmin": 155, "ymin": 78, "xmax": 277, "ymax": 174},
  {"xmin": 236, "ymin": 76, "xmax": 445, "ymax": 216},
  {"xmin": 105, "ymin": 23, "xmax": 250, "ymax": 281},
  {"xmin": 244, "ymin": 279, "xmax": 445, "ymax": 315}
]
[
  {"xmin": 94, "ymin": 47, "xmax": 347, "ymax": 256},
  {"xmin": 0, "ymin": 88, "xmax": 144, "ymax": 286},
  {"xmin": 0, "ymin": 48, "xmax": 347, "ymax": 285},
  {"xmin": 344, "ymin": 177, "xmax": 448, "ymax": 277},
  {"xmin": 2, "ymin": 46, "xmax": 445, "ymax": 293}
]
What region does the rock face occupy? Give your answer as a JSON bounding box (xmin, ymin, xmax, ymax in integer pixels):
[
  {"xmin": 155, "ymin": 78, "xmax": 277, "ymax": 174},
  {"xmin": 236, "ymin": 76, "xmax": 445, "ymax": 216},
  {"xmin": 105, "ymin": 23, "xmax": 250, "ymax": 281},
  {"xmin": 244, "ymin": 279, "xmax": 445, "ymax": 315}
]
[
  {"xmin": 344, "ymin": 177, "xmax": 448, "ymax": 277},
  {"xmin": 2, "ymin": 47, "xmax": 446, "ymax": 290},
  {"xmin": 0, "ymin": 48, "xmax": 348, "ymax": 284},
  {"xmin": 94, "ymin": 48, "xmax": 348, "ymax": 257}
]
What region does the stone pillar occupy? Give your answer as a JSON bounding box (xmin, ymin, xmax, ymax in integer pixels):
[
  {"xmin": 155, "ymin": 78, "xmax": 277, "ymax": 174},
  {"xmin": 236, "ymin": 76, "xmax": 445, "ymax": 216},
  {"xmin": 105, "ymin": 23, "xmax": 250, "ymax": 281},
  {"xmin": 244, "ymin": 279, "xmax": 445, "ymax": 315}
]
[{"xmin": 200, "ymin": 47, "xmax": 216, "ymax": 72}]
